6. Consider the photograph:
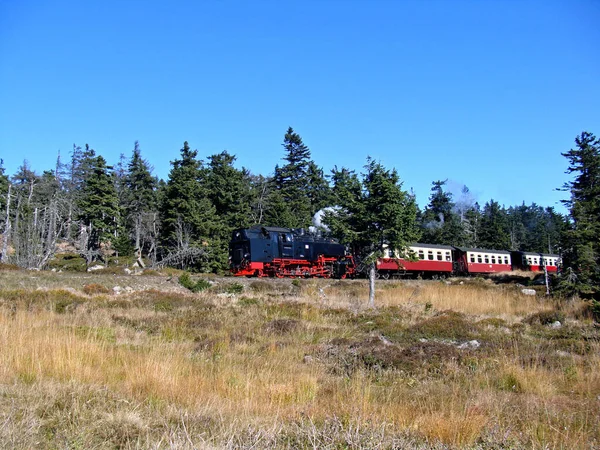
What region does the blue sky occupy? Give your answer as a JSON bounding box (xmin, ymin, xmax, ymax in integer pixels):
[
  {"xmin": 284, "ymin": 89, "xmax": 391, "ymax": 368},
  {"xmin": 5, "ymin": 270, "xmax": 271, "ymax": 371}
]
[{"xmin": 1, "ymin": 0, "xmax": 599, "ymax": 213}]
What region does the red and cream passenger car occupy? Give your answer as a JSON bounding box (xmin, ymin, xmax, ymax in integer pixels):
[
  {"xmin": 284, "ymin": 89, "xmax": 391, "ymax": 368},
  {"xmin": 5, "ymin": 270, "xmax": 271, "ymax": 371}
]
[
  {"xmin": 454, "ymin": 247, "xmax": 512, "ymax": 274},
  {"xmin": 376, "ymin": 243, "xmax": 454, "ymax": 278},
  {"xmin": 511, "ymin": 251, "xmax": 560, "ymax": 273}
]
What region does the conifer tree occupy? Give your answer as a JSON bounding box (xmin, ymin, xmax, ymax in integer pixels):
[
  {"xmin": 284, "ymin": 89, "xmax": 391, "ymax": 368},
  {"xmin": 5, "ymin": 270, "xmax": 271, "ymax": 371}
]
[
  {"xmin": 78, "ymin": 156, "xmax": 120, "ymax": 258},
  {"xmin": 326, "ymin": 158, "xmax": 420, "ymax": 306},
  {"xmin": 124, "ymin": 141, "xmax": 158, "ymax": 257},
  {"xmin": 420, "ymin": 180, "xmax": 463, "ymax": 245},
  {"xmin": 205, "ymin": 150, "xmax": 252, "ymax": 269},
  {"xmin": 559, "ymin": 131, "xmax": 600, "ymax": 298},
  {"xmin": 272, "ymin": 127, "xmax": 313, "ymax": 227},
  {"xmin": 160, "ymin": 142, "xmax": 216, "ymax": 269},
  {"xmin": 478, "ymin": 200, "xmax": 510, "ymax": 250}
]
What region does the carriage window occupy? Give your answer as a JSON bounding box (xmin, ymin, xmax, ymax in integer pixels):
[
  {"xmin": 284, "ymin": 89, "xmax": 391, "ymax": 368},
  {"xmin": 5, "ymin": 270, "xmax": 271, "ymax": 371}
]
[
  {"xmin": 470, "ymin": 255, "xmax": 475, "ymax": 263},
  {"xmin": 527, "ymin": 257, "xmax": 532, "ymax": 264},
  {"xmin": 418, "ymin": 250, "xmax": 424, "ymax": 260},
  {"xmin": 446, "ymin": 252, "xmax": 451, "ymax": 261},
  {"xmin": 436, "ymin": 251, "xmax": 442, "ymax": 261},
  {"xmin": 491, "ymin": 256, "xmax": 496, "ymax": 264},
  {"xmin": 484, "ymin": 256, "xmax": 489, "ymax": 263},
  {"xmin": 477, "ymin": 255, "xmax": 482, "ymax": 263},
  {"xmin": 505, "ymin": 257, "xmax": 509, "ymax": 265},
  {"xmin": 428, "ymin": 251, "xmax": 434, "ymax": 260}
]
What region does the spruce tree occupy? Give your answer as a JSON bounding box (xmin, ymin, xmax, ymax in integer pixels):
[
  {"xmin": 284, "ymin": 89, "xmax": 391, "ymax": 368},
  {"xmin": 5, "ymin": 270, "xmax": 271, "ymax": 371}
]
[
  {"xmin": 160, "ymin": 142, "xmax": 217, "ymax": 269},
  {"xmin": 559, "ymin": 131, "xmax": 600, "ymax": 298},
  {"xmin": 124, "ymin": 141, "xmax": 158, "ymax": 256},
  {"xmin": 205, "ymin": 150, "xmax": 252, "ymax": 269},
  {"xmin": 272, "ymin": 127, "xmax": 313, "ymax": 227},
  {"xmin": 77, "ymin": 155, "xmax": 120, "ymax": 257},
  {"xmin": 326, "ymin": 158, "xmax": 420, "ymax": 306},
  {"xmin": 478, "ymin": 200, "xmax": 510, "ymax": 250},
  {"xmin": 420, "ymin": 180, "xmax": 463, "ymax": 245}
]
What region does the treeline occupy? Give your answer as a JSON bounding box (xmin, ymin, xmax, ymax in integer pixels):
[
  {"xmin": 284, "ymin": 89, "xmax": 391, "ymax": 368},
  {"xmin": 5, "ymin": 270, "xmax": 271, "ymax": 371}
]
[{"xmin": 0, "ymin": 128, "xmax": 591, "ymax": 281}]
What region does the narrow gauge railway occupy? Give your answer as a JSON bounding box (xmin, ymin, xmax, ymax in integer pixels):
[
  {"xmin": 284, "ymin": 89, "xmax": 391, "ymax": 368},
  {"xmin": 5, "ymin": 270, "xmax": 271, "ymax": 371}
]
[{"xmin": 229, "ymin": 226, "xmax": 560, "ymax": 279}]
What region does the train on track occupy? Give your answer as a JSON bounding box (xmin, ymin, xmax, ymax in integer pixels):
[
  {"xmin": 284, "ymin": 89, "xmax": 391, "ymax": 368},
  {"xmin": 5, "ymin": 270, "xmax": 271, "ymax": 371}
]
[{"xmin": 229, "ymin": 226, "xmax": 560, "ymax": 279}]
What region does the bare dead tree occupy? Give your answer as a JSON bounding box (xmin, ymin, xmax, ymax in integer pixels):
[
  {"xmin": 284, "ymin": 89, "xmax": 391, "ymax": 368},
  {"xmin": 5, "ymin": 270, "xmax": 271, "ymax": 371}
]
[{"xmin": 0, "ymin": 184, "xmax": 11, "ymax": 263}]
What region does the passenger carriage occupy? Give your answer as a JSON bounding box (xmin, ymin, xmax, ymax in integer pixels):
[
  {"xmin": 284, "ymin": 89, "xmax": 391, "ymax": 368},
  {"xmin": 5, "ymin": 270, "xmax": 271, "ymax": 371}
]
[
  {"xmin": 453, "ymin": 247, "xmax": 512, "ymax": 274},
  {"xmin": 376, "ymin": 243, "xmax": 454, "ymax": 278},
  {"xmin": 511, "ymin": 251, "xmax": 560, "ymax": 273}
]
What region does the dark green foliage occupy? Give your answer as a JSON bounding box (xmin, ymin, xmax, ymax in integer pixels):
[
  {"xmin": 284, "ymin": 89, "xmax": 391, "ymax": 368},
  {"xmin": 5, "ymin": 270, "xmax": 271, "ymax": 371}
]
[
  {"xmin": 123, "ymin": 141, "xmax": 158, "ymax": 256},
  {"xmin": 326, "ymin": 158, "xmax": 420, "ymax": 305},
  {"xmin": 420, "ymin": 180, "xmax": 464, "ymax": 245},
  {"xmin": 204, "ymin": 151, "xmax": 253, "ymax": 270},
  {"xmin": 224, "ymin": 282, "xmax": 244, "ymax": 294},
  {"xmin": 558, "ymin": 131, "xmax": 600, "ymax": 299},
  {"xmin": 478, "ymin": 200, "xmax": 510, "ymax": 250},
  {"xmin": 160, "ymin": 142, "xmax": 218, "ymax": 270},
  {"xmin": 267, "ymin": 127, "xmax": 330, "ymax": 228},
  {"xmin": 78, "ymin": 155, "xmax": 120, "ymax": 250},
  {"xmin": 178, "ymin": 272, "xmax": 211, "ymax": 292}
]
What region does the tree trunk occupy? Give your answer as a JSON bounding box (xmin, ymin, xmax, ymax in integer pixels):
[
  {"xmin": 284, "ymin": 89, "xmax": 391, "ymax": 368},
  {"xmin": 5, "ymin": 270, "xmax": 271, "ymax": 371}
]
[
  {"xmin": 1, "ymin": 184, "xmax": 11, "ymax": 263},
  {"xmin": 368, "ymin": 262, "xmax": 376, "ymax": 308}
]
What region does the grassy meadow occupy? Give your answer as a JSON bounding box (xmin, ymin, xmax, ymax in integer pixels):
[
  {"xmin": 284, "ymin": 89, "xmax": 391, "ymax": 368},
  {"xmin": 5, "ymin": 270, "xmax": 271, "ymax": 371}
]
[{"xmin": 0, "ymin": 267, "xmax": 598, "ymax": 449}]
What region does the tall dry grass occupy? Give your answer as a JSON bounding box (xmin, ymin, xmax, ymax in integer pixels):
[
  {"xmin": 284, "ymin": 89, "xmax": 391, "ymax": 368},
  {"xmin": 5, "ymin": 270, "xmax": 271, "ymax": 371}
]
[{"xmin": 0, "ymin": 276, "xmax": 598, "ymax": 448}]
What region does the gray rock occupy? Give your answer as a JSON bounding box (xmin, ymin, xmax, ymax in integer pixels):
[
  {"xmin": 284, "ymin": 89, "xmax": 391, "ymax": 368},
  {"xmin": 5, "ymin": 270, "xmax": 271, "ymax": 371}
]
[{"xmin": 458, "ymin": 340, "xmax": 481, "ymax": 350}]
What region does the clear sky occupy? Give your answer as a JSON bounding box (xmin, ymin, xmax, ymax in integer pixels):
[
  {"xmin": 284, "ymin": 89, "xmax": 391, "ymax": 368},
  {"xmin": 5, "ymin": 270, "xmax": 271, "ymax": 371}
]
[{"xmin": 1, "ymin": 0, "xmax": 599, "ymax": 213}]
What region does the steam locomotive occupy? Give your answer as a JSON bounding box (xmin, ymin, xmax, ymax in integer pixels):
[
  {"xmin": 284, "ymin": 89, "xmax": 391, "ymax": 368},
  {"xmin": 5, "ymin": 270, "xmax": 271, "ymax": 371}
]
[
  {"xmin": 229, "ymin": 226, "xmax": 356, "ymax": 278},
  {"xmin": 229, "ymin": 226, "xmax": 560, "ymax": 279}
]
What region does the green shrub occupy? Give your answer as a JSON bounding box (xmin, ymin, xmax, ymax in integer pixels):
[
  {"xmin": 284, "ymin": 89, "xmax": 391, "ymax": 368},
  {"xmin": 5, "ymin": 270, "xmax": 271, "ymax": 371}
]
[
  {"xmin": 178, "ymin": 272, "xmax": 211, "ymax": 292},
  {"xmin": 225, "ymin": 283, "xmax": 244, "ymax": 294}
]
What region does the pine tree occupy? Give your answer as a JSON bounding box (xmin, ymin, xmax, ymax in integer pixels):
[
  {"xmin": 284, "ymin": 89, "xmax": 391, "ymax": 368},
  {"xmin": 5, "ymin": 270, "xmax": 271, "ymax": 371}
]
[
  {"xmin": 272, "ymin": 127, "xmax": 313, "ymax": 227},
  {"xmin": 420, "ymin": 180, "xmax": 463, "ymax": 245},
  {"xmin": 205, "ymin": 150, "xmax": 252, "ymax": 269},
  {"xmin": 478, "ymin": 200, "xmax": 510, "ymax": 250},
  {"xmin": 160, "ymin": 142, "xmax": 216, "ymax": 269},
  {"xmin": 78, "ymin": 156, "xmax": 120, "ymax": 258},
  {"xmin": 124, "ymin": 141, "xmax": 158, "ymax": 257},
  {"xmin": 559, "ymin": 131, "xmax": 600, "ymax": 298},
  {"xmin": 326, "ymin": 158, "xmax": 420, "ymax": 306}
]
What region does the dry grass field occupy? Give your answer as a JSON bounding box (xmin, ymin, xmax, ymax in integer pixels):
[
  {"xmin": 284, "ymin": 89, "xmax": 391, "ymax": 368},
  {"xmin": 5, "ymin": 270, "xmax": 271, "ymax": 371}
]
[{"xmin": 0, "ymin": 268, "xmax": 598, "ymax": 449}]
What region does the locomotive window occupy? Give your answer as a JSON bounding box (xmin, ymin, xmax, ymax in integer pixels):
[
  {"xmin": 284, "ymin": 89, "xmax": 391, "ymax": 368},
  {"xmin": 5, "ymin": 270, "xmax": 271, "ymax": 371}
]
[
  {"xmin": 470, "ymin": 255, "xmax": 475, "ymax": 263},
  {"xmin": 418, "ymin": 250, "xmax": 424, "ymax": 260},
  {"xmin": 446, "ymin": 252, "xmax": 451, "ymax": 261},
  {"xmin": 436, "ymin": 251, "xmax": 442, "ymax": 261},
  {"xmin": 491, "ymin": 256, "xmax": 496, "ymax": 264},
  {"xmin": 477, "ymin": 255, "xmax": 482, "ymax": 263},
  {"xmin": 428, "ymin": 251, "xmax": 434, "ymax": 260}
]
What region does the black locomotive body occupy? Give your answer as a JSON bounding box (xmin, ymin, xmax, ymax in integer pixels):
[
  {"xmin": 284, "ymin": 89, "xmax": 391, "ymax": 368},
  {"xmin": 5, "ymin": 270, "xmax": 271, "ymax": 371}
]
[{"xmin": 229, "ymin": 226, "xmax": 355, "ymax": 278}]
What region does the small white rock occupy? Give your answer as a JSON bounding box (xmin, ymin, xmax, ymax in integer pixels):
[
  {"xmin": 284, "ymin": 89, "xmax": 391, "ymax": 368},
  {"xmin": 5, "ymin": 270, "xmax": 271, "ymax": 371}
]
[
  {"xmin": 88, "ymin": 264, "xmax": 104, "ymax": 272},
  {"xmin": 549, "ymin": 321, "xmax": 562, "ymax": 329},
  {"xmin": 521, "ymin": 288, "xmax": 536, "ymax": 296},
  {"xmin": 124, "ymin": 268, "xmax": 132, "ymax": 275},
  {"xmin": 112, "ymin": 286, "xmax": 122, "ymax": 295}
]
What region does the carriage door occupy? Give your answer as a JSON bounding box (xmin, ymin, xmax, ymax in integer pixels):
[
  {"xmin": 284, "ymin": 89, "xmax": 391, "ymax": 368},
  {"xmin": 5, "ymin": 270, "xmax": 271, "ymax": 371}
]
[{"xmin": 279, "ymin": 232, "xmax": 294, "ymax": 258}]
